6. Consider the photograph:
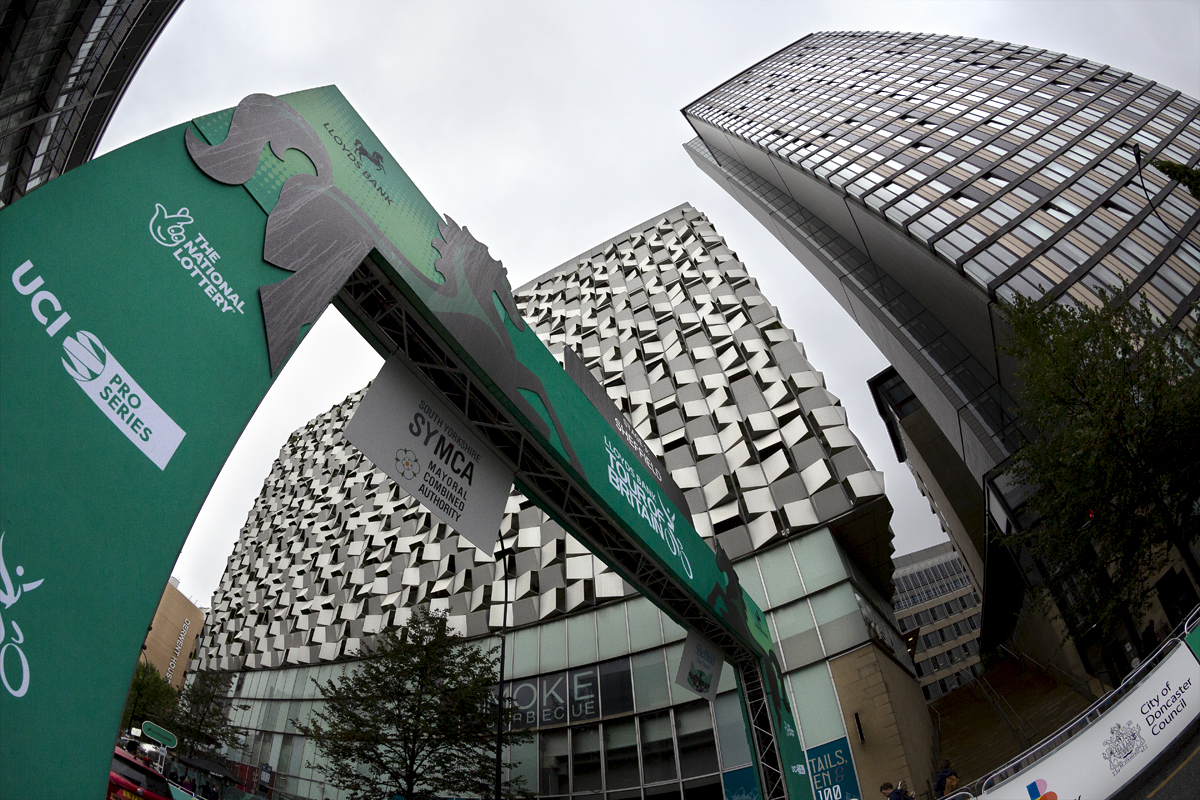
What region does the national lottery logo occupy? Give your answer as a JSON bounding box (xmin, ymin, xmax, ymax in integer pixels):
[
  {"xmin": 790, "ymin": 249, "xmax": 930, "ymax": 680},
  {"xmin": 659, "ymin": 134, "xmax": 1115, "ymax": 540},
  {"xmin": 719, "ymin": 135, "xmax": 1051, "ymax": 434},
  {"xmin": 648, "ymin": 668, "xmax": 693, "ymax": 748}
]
[
  {"xmin": 149, "ymin": 203, "xmax": 193, "ymax": 247},
  {"xmin": 149, "ymin": 203, "xmax": 246, "ymax": 316}
]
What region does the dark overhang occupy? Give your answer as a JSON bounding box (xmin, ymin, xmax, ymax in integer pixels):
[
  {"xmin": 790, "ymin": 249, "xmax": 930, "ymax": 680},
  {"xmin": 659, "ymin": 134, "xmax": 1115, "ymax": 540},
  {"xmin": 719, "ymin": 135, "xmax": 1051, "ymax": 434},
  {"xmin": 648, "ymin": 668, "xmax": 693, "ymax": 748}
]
[{"xmin": 1, "ymin": 0, "xmax": 184, "ymax": 207}]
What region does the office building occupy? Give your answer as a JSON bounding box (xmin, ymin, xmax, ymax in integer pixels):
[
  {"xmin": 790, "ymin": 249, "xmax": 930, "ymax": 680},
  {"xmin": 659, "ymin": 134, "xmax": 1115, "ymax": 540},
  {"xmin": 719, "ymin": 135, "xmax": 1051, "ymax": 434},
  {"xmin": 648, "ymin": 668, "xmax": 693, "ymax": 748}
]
[
  {"xmin": 192, "ymin": 204, "xmax": 933, "ymax": 800},
  {"xmin": 142, "ymin": 576, "xmax": 207, "ymax": 690},
  {"xmin": 891, "ymin": 544, "xmax": 981, "ymax": 703},
  {"xmin": 683, "ymin": 31, "xmax": 1200, "ymax": 678},
  {"xmin": 0, "ymin": 0, "xmax": 183, "ymax": 207}
]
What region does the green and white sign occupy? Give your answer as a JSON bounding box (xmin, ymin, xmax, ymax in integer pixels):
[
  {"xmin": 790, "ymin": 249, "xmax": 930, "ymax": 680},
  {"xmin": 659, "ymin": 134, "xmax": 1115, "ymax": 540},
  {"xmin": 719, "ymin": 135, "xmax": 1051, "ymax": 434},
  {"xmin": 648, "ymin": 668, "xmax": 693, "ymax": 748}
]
[
  {"xmin": 0, "ymin": 86, "xmax": 811, "ymax": 800},
  {"xmin": 676, "ymin": 629, "xmax": 725, "ymax": 701},
  {"xmin": 142, "ymin": 720, "xmax": 177, "ymax": 749}
]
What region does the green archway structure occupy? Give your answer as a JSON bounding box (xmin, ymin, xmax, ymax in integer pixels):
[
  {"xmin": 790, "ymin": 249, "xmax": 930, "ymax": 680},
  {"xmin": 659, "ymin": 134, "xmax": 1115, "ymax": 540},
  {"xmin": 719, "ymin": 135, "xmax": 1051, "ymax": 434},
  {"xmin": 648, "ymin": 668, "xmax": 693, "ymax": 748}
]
[{"xmin": 0, "ymin": 87, "xmax": 809, "ymax": 800}]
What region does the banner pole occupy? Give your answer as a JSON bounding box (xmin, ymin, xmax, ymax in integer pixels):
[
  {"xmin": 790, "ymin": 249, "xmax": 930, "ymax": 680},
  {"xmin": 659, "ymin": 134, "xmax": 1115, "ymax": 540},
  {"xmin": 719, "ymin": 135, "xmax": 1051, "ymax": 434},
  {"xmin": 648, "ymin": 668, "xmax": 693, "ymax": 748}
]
[{"xmin": 494, "ymin": 548, "xmax": 512, "ymax": 800}]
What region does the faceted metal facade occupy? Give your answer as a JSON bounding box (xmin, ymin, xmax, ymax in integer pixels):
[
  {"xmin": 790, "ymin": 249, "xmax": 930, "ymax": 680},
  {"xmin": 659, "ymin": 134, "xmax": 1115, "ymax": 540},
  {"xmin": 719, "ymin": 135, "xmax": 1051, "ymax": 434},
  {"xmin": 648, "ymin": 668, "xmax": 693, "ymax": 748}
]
[
  {"xmin": 0, "ymin": 0, "xmax": 183, "ymax": 207},
  {"xmin": 192, "ymin": 205, "xmax": 919, "ymax": 800},
  {"xmin": 194, "ymin": 203, "xmax": 890, "ymax": 674}
]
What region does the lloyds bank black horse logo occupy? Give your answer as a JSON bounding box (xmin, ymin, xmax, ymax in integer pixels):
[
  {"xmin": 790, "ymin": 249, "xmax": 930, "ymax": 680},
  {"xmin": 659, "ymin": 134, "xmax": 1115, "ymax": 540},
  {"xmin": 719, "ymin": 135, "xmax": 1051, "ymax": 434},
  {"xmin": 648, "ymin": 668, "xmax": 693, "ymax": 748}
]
[
  {"xmin": 354, "ymin": 139, "xmax": 385, "ymax": 173},
  {"xmin": 184, "ymin": 93, "xmax": 581, "ymax": 474}
]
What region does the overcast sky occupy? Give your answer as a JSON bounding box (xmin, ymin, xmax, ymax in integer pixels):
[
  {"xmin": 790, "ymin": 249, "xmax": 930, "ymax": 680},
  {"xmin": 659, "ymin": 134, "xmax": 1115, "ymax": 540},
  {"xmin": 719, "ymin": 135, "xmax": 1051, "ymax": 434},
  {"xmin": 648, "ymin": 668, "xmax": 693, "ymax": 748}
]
[{"xmin": 97, "ymin": 0, "xmax": 1200, "ymax": 608}]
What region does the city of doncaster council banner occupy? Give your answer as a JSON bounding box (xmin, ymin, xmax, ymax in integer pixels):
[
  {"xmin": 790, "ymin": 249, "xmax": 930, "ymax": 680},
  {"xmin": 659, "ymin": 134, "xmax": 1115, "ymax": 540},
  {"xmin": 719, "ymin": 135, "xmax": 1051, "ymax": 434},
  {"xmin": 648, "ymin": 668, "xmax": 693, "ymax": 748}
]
[{"xmin": 0, "ymin": 87, "xmax": 809, "ymax": 800}]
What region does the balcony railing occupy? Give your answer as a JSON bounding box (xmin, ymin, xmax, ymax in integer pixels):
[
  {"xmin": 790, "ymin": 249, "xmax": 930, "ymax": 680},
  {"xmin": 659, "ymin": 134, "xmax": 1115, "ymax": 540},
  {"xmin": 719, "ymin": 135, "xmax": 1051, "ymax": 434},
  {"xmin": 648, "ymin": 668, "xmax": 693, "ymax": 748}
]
[{"xmin": 945, "ymin": 602, "xmax": 1200, "ymax": 797}]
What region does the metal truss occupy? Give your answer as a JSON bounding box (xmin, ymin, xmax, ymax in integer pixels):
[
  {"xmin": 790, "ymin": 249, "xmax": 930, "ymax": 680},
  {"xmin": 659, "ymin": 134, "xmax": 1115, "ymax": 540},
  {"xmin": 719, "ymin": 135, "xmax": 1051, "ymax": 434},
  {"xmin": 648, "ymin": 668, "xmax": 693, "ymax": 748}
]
[
  {"xmin": 738, "ymin": 659, "xmax": 787, "ymax": 800},
  {"xmin": 336, "ymin": 251, "xmax": 788, "ymax": 800}
]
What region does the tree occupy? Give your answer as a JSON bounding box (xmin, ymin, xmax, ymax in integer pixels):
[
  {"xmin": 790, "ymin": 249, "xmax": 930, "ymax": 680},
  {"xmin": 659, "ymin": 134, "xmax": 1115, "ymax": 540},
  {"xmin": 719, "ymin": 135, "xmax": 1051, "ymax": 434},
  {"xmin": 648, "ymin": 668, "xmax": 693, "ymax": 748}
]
[
  {"xmin": 294, "ymin": 605, "xmax": 534, "ymax": 800},
  {"xmin": 120, "ymin": 660, "xmax": 178, "ymax": 732},
  {"xmin": 1000, "ymin": 290, "xmax": 1200, "ymax": 638},
  {"xmin": 1153, "ymin": 159, "xmax": 1200, "ymax": 201},
  {"xmin": 165, "ymin": 670, "xmax": 247, "ymax": 759}
]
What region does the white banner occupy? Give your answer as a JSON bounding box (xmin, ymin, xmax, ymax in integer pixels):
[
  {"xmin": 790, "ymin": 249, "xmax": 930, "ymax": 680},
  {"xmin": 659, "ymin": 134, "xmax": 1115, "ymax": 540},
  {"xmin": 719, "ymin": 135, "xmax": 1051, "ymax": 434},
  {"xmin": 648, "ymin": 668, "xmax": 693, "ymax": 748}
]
[
  {"xmin": 61, "ymin": 330, "xmax": 186, "ymax": 470},
  {"xmin": 675, "ymin": 628, "xmax": 724, "ymax": 701},
  {"xmin": 345, "ymin": 353, "xmax": 514, "ymax": 554},
  {"xmin": 982, "ymin": 643, "xmax": 1200, "ymax": 800}
]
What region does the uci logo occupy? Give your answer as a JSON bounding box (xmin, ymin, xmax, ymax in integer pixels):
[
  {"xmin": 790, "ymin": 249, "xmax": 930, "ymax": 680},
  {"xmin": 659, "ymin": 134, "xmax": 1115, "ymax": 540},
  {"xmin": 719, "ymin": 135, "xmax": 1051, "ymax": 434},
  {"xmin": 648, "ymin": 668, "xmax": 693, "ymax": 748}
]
[{"xmin": 149, "ymin": 203, "xmax": 193, "ymax": 247}]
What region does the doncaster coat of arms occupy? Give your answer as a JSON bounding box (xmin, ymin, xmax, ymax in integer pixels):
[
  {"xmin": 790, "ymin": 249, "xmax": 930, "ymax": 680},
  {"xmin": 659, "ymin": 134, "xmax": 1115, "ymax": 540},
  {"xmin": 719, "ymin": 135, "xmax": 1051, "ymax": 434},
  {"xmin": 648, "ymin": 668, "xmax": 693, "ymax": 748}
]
[{"xmin": 1101, "ymin": 720, "xmax": 1146, "ymax": 775}]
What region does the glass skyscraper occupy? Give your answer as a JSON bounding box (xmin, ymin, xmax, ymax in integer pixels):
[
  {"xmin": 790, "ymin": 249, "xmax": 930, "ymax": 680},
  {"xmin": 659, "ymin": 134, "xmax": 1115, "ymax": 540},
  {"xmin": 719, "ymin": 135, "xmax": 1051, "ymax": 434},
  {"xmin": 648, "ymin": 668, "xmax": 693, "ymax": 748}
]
[
  {"xmin": 0, "ymin": 0, "xmax": 184, "ymax": 207},
  {"xmin": 684, "ymin": 31, "xmax": 1200, "ymax": 677},
  {"xmin": 192, "ymin": 204, "xmax": 933, "ymax": 800}
]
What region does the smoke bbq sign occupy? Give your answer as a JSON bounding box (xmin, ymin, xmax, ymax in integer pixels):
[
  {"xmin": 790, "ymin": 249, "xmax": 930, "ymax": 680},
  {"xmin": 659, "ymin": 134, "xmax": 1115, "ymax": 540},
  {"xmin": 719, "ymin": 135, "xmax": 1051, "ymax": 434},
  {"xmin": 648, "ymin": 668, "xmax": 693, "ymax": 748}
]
[
  {"xmin": 507, "ymin": 659, "xmax": 635, "ymax": 729},
  {"xmin": 345, "ymin": 353, "xmax": 514, "ymax": 554}
]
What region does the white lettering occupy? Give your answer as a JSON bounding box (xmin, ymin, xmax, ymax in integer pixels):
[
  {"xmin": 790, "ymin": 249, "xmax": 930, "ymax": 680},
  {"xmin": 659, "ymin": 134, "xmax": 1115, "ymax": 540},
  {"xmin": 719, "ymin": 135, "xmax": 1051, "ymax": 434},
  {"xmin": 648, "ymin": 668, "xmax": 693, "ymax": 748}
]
[
  {"xmin": 165, "ymin": 618, "xmax": 190, "ymax": 682},
  {"xmin": 158, "ymin": 206, "xmax": 244, "ymax": 317},
  {"xmin": 605, "ymin": 436, "xmax": 691, "ymax": 579}
]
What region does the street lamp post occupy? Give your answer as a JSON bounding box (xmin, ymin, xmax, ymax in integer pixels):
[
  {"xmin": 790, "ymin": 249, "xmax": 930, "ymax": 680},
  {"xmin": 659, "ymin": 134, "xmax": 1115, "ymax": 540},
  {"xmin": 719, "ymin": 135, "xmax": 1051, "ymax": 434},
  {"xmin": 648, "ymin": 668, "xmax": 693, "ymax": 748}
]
[
  {"xmin": 127, "ymin": 647, "xmax": 149, "ymax": 735},
  {"xmin": 493, "ymin": 547, "xmax": 514, "ymax": 800}
]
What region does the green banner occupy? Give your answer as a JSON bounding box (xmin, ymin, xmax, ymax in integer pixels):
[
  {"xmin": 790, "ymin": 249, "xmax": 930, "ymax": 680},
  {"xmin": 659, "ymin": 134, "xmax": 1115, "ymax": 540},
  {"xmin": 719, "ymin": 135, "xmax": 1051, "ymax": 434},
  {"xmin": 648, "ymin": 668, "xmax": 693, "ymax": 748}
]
[
  {"xmin": 0, "ymin": 86, "xmax": 811, "ymax": 800},
  {"xmin": 0, "ymin": 122, "xmax": 284, "ymax": 798}
]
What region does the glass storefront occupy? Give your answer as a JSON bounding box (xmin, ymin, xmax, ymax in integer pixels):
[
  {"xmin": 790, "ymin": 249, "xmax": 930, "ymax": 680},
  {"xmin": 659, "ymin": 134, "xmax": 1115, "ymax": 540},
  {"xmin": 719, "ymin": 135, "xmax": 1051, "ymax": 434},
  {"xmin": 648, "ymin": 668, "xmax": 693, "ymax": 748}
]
[{"xmin": 214, "ymin": 527, "xmax": 900, "ymax": 800}]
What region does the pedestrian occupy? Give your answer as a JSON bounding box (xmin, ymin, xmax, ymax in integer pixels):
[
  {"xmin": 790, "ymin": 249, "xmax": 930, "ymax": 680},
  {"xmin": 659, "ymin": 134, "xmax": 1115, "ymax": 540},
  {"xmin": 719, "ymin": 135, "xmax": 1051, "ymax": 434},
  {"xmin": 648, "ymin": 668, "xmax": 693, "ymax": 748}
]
[
  {"xmin": 1140, "ymin": 623, "xmax": 1158, "ymax": 658},
  {"xmin": 935, "ymin": 759, "xmax": 959, "ymax": 797},
  {"xmin": 880, "ymin": 781, "xmax": 914, "ymax": 800}
]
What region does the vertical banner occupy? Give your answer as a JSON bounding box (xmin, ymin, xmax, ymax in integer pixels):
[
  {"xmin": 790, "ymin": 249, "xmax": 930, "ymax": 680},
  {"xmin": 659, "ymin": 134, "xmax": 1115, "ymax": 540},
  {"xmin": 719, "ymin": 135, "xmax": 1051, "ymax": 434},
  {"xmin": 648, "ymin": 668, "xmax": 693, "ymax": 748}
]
[
  {"xmin": 676, "ymin": 629, "xmax": 725, "ymax": 700},
  {"xmin": 344, "ymin": 353, "xmax": 514, "ymax": 554}
]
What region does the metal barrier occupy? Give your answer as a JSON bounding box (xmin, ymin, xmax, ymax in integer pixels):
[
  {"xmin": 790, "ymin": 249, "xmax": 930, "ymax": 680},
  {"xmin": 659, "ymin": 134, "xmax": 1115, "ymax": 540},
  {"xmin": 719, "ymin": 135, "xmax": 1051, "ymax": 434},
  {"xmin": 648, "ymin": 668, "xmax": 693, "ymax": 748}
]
[
  {"xmin": 997, "ymin": 643, "xmax": 1096, "ymax": 701},
  {"xmin": 976, "ymin": 602, "xmax": 1200, "ymax": 794}
]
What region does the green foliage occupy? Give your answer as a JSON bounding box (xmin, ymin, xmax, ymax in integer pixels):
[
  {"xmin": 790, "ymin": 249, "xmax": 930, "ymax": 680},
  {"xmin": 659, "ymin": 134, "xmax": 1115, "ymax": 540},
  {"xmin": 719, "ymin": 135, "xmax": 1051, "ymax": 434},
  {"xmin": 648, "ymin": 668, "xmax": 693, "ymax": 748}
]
[
  {"xmin": 294, "ymin": 606, "xmax": 534, "ymax": 800},
  {"xmin": 979, "ymin": 648, "xmax": 1008, "ymax": 672},
  {"xmin": 165, "ymin": 670, "xmax": 247, "ymax": 759},
  {"xmin": 1000, "ymin": 291, "xmax": 1200, "ymax": 637},
  {"xmin": 120, "ymin": 660, "xmax": 178, "ymax": 732},
  {"xmin": 1152, "ymin": 159, "xmax": 1200, "ymax": 201}
]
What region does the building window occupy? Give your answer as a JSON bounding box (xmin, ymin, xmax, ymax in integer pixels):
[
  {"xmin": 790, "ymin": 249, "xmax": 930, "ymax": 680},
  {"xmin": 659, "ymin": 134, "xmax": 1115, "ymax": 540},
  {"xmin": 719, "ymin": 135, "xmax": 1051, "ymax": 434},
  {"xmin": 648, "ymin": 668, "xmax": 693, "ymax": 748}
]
[
  {"xmin": 640, "ymin": 710, "xmax": 678, "ymax": 783},
  {"xmin": 541, "ymin": 729, "xmax": 569, "ymax": 795},
  {"xmin": 675, "ymin": 701, "xmax": 719, "ymax": 778},
  {"xmin": 572, "ymin": 725, "xmax": 603, "ymax": 792},
  {"xmin": 604, "ymin": 718, "xmax": 640, "ymax": 789}
]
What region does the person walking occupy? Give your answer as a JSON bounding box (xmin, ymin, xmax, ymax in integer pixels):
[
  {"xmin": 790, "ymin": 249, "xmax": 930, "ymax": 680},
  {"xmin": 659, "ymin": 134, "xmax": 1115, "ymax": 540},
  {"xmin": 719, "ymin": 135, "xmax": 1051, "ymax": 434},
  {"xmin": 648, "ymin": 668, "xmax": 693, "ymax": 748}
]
[
  {"xmin": 880, "ymin": 780, "xmax": 914, "ymax": 800},
  {"xmin": 935, "ymin": 760, "xmax": 959, "ymax": 797}
]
